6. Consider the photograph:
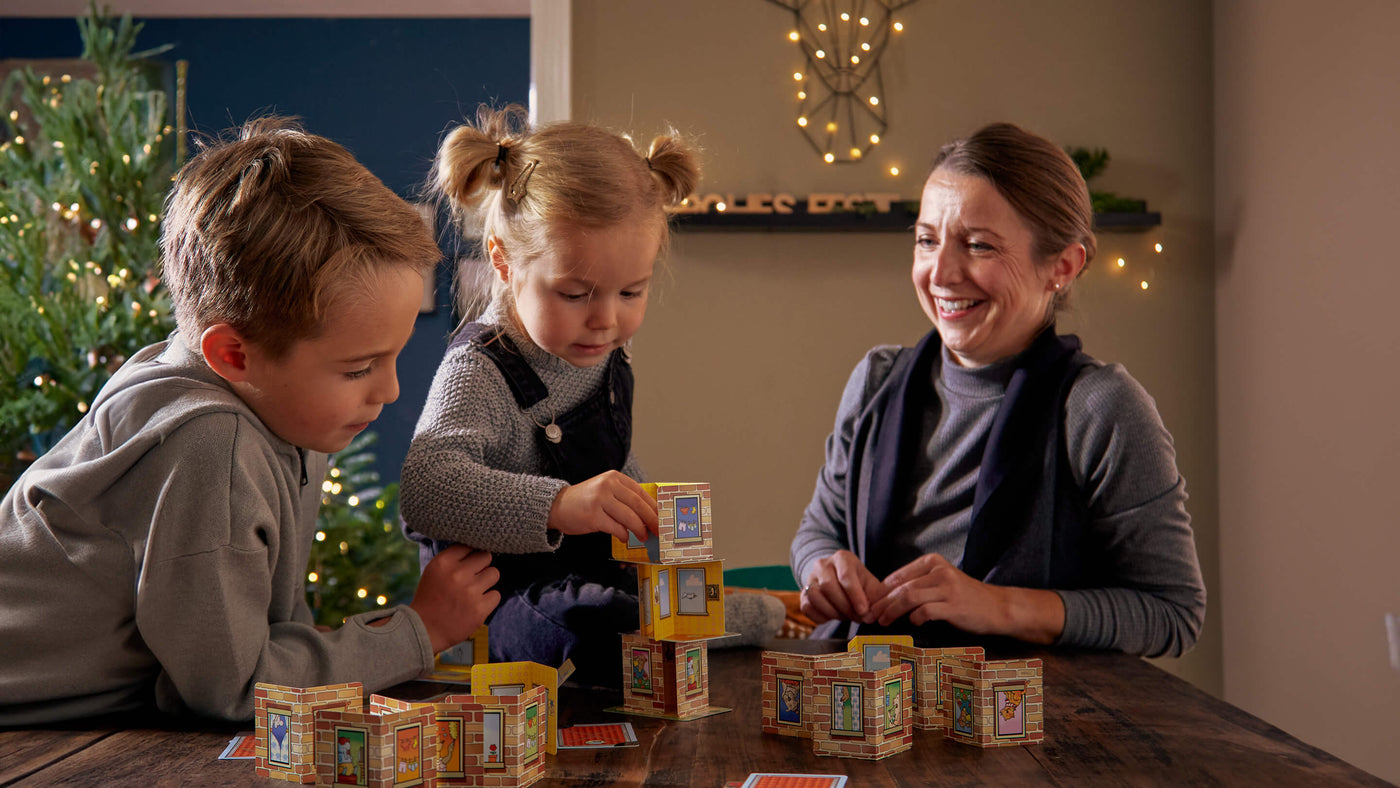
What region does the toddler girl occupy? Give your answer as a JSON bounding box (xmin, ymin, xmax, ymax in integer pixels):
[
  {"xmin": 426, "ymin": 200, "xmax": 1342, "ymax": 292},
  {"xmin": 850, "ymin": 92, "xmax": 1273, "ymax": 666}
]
[{"xmin": 400, "ymin": 105, "xmax": 699, "ymax": 685}]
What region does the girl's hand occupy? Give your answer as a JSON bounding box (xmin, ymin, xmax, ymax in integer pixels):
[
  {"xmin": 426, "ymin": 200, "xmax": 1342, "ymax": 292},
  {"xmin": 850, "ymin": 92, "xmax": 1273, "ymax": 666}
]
[
  {"xmin": 548, "ymin": 470, "xmax": 659, "ymax": 543},
  {"xmin": 799, "ymin": 550, "xmax": 887, "ymax": 625},
  {"xmin": 411, "ymin": 544, "xmax": 502, "ymax": 654},
  {"xmin": 867, "ymin": 554, "xmax": 1065, "ymax": 644}
]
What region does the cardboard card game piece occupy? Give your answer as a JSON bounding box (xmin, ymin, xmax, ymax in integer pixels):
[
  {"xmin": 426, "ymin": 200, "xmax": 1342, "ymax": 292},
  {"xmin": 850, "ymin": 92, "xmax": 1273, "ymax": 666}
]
[
  {"xmin": 611, "ymin": 482, "xmax": 713, "ymax": 564},
  {"xmin": 311, "ymin": 702, "xmax": 436, "ymax": 787},
  {"xmin": 374, "ymin": 689, "xmax": 549, "ymax": 788},
  {"xmin": 470, "ymin": 661, "xmax": 560, "ymax": 755},
  {"xmin": 845, "ymin": 637, "xmax": 986, "ymax": 730},
  {"xmin": 740, "ymin": 775, "xmax": 848, "ymax": 788},
  {"xmin": 760, "ymin": 650, "xmax": 862, "ymax": 738},
  {"xmin": 940, "ymin": 656, "xmax": 1044, "ymax": 748},
  {"xmin": 557, "ymin": 722, "xmax": 638, "ymax": 748},
  {"xmin": 635, "ymin": 559, "xmax": 728, "ymax": 641},
  {"xmin": 611, "ymin": 633, "xmax": 730, "ymax": 721},
  {"xmin": 427, "ymin": 625, "xmax": 490, "ymax": 685},
  {"xmin": 254, "ymin": 681, "xmax": 363, "ymax": 783},
  {"xmin": 807, "ymin": 662, "xmax": 914, "ymax": 761}
]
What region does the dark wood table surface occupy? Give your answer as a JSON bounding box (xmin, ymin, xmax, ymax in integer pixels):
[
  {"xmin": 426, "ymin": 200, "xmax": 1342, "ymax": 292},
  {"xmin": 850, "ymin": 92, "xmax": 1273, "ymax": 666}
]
[{"xmin": 1, "ymin": 640, "xmax": 1389, "ymax": 787}]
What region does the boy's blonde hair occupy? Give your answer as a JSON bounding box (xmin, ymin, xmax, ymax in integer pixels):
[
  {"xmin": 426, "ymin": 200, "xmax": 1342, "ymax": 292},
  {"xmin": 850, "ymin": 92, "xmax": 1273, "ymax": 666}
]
[
  {"xmin": 161, "ymin": 117, "xmax": 441, "ymax": 358},
  {"xmin": 432, "ymin": 104, "xmax": 700, "ymax": 320}
]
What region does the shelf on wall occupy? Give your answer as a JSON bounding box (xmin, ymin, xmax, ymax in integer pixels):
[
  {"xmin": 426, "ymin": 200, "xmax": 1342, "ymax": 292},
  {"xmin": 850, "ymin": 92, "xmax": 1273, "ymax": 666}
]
[{"xmin": 671, "ymin": 202, "xmax": 1161, "ymax": 233}]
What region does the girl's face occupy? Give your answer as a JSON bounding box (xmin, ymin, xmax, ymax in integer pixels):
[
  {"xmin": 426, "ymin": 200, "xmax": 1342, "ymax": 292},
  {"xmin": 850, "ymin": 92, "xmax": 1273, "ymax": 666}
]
[
  {"xmin": 912, "ymin": 169, "xmax": 1080, "ymax": 368},
  {"xmin": 495, "ymin": 219, "xmax": 661, "ymax": 368}
]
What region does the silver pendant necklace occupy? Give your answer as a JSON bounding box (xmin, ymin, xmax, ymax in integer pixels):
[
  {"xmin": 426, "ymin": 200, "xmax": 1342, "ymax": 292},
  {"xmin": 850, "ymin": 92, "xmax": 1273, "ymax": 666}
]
[{"xmin": 533, "ymin": 405, "xmax": 562, "ymax": 444}]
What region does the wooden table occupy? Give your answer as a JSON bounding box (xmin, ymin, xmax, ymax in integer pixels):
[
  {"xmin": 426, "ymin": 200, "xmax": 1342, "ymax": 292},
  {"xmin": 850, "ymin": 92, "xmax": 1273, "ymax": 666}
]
[{"xmin": 1, "ymin": 641, "xmax": 1387, "ymax": 787}]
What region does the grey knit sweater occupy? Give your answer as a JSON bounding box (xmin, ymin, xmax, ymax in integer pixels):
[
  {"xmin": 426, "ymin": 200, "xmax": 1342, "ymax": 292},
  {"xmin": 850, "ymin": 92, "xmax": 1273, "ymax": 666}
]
[
  {"xmin": 791, "ymin": 344, "xmax": 1206, "ymax": 657},
  {"xmin": 0, "ymin": 335, "xmax": 435, "ymax": 724},
  {"xmin": 400, "ymin": 303, "xmax": 643, "ymax": 554}
]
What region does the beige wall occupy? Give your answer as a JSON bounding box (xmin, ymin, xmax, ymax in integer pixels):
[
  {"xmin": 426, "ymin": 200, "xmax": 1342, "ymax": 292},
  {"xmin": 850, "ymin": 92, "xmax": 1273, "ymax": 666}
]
[
  {"xmin": 1215, "ymin": 1, "xmax": 1400, "ymax": 782},
  {"xmin": 572, "ymin": 0, "xmax": 1220, "ymax": 694}
]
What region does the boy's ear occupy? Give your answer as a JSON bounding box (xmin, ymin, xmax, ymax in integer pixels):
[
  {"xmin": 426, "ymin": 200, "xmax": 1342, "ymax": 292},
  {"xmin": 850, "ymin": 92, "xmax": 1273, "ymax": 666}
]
[
  {"xmin": 487, "ymin": 235, "xmax": 510, "ymax": 284},
  {"xmin": 200, "ymin": 324, "xmax": 254, "ymax": 383}
]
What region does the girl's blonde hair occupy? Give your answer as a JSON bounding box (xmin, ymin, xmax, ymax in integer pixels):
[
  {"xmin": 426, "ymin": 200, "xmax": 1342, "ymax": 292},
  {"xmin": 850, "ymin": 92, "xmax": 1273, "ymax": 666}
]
[{"xmin": 432, "ymin": 104, "xmax": 700, "ymax": 321}]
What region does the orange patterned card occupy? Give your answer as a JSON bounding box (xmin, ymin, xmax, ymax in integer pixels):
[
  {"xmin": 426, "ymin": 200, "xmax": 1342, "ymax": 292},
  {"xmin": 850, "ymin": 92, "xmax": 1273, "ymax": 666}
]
[{"xmin": 740, "ymin": 774, "xmax": 847, "ymax": 788}]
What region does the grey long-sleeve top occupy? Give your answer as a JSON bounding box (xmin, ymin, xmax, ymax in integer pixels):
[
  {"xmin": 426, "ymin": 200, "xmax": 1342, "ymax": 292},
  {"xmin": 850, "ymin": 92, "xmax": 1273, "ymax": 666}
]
[
  {"xmin": 399, "ymin": 303, "xmax": 642, "ymax": 555},
  {"xmin": 791, "ymin": 345, "xmax": 1206, "ymax": 658},
  {"xmin": 0, "ymin": 335, "xmax": 435, "ymax": 724}
]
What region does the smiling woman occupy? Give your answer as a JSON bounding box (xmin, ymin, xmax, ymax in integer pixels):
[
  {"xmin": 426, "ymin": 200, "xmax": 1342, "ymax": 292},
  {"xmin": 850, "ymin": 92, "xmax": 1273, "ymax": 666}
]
[{"xmin": 790, "ymin": 122, "xmax": 1206, "ymax": 659}]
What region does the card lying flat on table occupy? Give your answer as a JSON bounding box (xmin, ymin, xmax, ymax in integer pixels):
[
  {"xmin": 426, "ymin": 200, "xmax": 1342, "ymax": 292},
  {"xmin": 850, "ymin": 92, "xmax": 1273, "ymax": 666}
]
[
  {"xmin": 740, "ymin": 774, "xmax": 848, "ymax": 788},
  {"xmin": 218, "ymin": 733, "xmax": 257, "ymax": 760},
  {"xmin": 557, "ymin": 721, "xmax": 638, "ymax": 748}
]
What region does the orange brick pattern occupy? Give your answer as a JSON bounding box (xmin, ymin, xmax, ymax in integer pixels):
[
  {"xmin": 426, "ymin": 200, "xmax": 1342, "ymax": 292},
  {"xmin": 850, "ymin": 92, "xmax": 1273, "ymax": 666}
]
[
  {"xmin": 254, "ymin": 681, "xmax": 362, "ymax": 783},
  {"xmin": 620, "ymin": 634, "xmax": 717, "ymax": 720},
  {"xmin": 939, "ymin": 657, "xmax": 1044, "ymax": 749},
  {"xmin": 758, "ymin": 650, "xmax": 862, "ymax": 738},
  {"xmin": 653, "ymin": 483, "xmax": 713, "ymax": 563},
  {"xmin": 620, "ymin": 633, "xmax": 670, "ymax": 716},
  {"xmin": 312, "ymin": 704, "xmax": 436, "ymax": 787},
  {"xmin": 431, "ymin": 686, "xmax": 548, "ymax": 788},
  {"xmin": 807, "ymin": 663, "xmax": 914, "ymax": 760},
  {"xmin": 881, "ymin": 644, "xmax": 985, "ymax": 731}
]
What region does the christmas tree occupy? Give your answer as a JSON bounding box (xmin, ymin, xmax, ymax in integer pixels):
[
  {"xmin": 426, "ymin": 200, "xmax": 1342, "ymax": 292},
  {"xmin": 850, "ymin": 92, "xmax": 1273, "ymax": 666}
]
[
  {"xmin": 308, "ymin": 431, "xmax": 422, "ymax": 626},
  {"xmin": 0, "ymin": 7, "xmax": 177, "ymax": 482}
]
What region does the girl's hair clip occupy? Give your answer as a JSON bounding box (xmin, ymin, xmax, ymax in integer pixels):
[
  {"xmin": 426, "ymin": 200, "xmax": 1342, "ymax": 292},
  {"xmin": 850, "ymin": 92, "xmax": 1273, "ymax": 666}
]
[{"xmin": 506, "ymin": 159, "xmax": 538, "ymax": 203}]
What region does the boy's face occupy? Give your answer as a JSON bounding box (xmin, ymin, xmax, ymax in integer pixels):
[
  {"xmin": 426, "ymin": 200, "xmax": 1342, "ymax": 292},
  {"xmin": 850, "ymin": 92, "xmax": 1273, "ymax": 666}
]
[
  {"xmin": 237, "ymin": 267, "xmax": 422, "ymax": 453},
  {"xmin": 501, "ymin": 220, "xmax": 661, "ymax": 368}
]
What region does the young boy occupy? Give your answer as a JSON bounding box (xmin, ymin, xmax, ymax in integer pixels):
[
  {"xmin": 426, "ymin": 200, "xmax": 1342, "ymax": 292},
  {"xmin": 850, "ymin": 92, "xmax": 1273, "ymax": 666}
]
[{"xmin": 0, "ymin": 119, "xmax": 500, "ymax": 724}]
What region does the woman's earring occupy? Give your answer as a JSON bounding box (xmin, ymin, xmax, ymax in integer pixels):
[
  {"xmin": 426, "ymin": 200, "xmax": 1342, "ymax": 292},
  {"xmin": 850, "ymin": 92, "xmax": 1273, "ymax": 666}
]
[{"xmin": 1053, "ymin": 282, "xmax": 1063, "ymax": 291}]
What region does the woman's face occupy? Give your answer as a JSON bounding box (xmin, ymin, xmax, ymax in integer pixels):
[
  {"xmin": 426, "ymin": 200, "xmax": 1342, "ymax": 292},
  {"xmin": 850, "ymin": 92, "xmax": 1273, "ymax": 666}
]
[{"xmin": 912, "ymin": 169, "xmax": 1074, "ymax": 368}]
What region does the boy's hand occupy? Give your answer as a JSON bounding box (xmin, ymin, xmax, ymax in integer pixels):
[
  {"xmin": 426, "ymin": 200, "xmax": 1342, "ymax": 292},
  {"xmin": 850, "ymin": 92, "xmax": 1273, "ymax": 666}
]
[
  {"xmin": 547, "ymin": 470, "xmax": 659, "ymax": 543},
  {"xmin": 411, "ymin": 544, "xmax": 501, "ymax": 654}
]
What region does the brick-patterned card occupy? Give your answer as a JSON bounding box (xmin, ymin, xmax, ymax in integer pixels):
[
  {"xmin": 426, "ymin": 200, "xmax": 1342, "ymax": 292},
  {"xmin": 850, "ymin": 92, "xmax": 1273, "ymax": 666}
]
[{"xmin": 740, "ymin": 774, "xmax": 848, "ymax": 788}]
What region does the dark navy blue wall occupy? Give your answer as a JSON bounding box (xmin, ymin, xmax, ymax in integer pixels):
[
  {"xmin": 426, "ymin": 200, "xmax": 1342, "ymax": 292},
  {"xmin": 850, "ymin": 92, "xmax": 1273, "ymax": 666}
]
[{"xmin": 1, "ymin": 16, "xmax": 529, "ymax": 483}]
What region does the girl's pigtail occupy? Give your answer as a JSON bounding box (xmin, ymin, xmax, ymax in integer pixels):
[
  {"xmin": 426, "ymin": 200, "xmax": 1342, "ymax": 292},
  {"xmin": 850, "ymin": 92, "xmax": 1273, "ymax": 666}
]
[{"xmin": 645, "ymin": 133, "xmax": 701, "ymax": 207}]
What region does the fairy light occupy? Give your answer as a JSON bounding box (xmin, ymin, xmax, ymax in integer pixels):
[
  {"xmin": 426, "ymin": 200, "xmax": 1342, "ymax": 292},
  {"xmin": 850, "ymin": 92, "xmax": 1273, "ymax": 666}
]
[
  {"xmin": 125, "ymin": 217, "xmax": 138, "ymax": 231},
  {"xmin": 1154, "ymin": 243, "xmax": 1164, "ymax": 253},
  {"xmin": 331, "ymin": 483, "xmax": 342, "ymax": 495},
  {"xmin": 824, "ymin": 152, "xmax": 836, "ymax": 163},
  {"xmin": 869, "ymin": 96, "xmax": 880, "ymax": 105},
  {"xmin": 861, "ymin": 42, "xmax": 871, "ymax": 51},
  {"xmin": 1117, "ymin": 257, "xmax": 1126, "ymax": 268},
  {"xmin": 825, "ymin": 121, "xmax": 838, "ymax": 133},
  {"xmin": 13, "ymin": 136, "xmax": 24, "ymax": 145},
  {"xmin": 850, "ymin": 147, "xmax": 862, "ymax": 159},
  {"xmin": 851, "ymin": 55, "xmax": 860, "ymax": 64},
  {"xmin": 52, "ymin": 141, "xmax": 63, "ymax": 149},
  {"xmin": 893, "ymin": 21, "xmax": 904, "ymax": 31},
  {"xmin": 121, "ymin": 154, "xmax": 130, "ymax": 164},
  {"xmin": 860, "ymin": 16, "xmax": 870, "ymax": 25},
  {"xmin": 840, "ymin": 12, "xmax": 850, "ymax": 21},
  {"xmin": 322, "ymin": 480, "xmax": 333, "ymax": 493},
  {"xmin": 330, "ymin": 467, "xmax": 341, "ymax": 477},
  {"xmin": 889, "ymin": 166, "xmax": 900, "ymax": 176},
  {"xmin": 77, "ymin": 401, "xmax": 88, "ymax": 413},
  {"xmin": 356, "ymin": 588, "xmax": 368, "ymax": 599},
  {"xmin": 870, "ymin": 134, "xmax": 880, "ymax": 144},
  {"xmin": 793, "ymin": 71, "xmax": 803, "ymax": 81},
  {"xmin": 95, "ymin": 296, "xmax": 106, "ymax": 306},
  {"xmin": 308, "ymin": 572, "xmax": 319, "ymax": 583},
  {"xmin": 818, "ymin": 23, "xmax": 827, "ymax": 31},
  {"xmin": 815, "ymin": 49, "xmax": 826, "ymax": 59},
  {"xmin": 376, "ymin": 595, "xmax": 388, "ymax": 606},
  {"xmin": 1140, "ymin": 281, "xmax": 1150, "ymax": 290},
  {"xmin": 339, "ymin": 541, "xmax": 349, "ymax": 554},
  {"xmin": 715, "ymin": 201, "xmax": 728, "ymax": 212},
  {"xmin": 797, "ymin": 116, "xmax": 809, "ymax": 127},
  {"xmin": 797, "ymin": 91, "xmax": 807, "ymax": 100},
  {"xmin": 347, "ymin": 495, "xmax": 360, "ymax": 507},
  {"xmin": 788, "ymin": 30, "xmax": 799, "ymax": 41}
]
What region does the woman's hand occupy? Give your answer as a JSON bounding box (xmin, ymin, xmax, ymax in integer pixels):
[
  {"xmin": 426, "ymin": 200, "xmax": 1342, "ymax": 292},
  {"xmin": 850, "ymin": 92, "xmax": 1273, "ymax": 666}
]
[
  {"xmin": 867, "ymin": 554, "xmax": 1066, "ymax": 644},
  {"xmin": 799, "ymin": 550, "xmax": 887, "ymax": 625},
  {"xmin": 547, "ymin": 471, "xmax": 659, "ymax": 543}
]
